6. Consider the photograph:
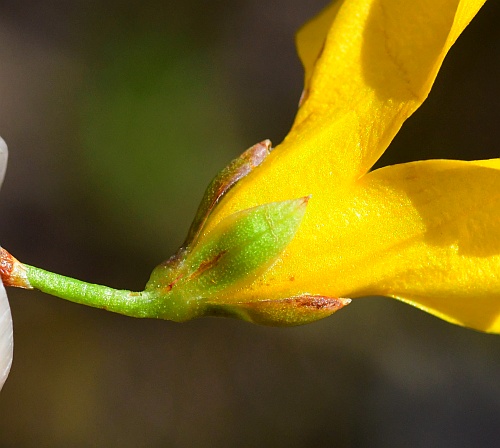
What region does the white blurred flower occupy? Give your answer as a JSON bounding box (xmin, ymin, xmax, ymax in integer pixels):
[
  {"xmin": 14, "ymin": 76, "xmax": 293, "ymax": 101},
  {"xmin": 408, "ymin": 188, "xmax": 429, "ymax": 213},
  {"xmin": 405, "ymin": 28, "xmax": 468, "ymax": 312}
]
[{"xmin": 0, "ymin": 136, "xmax": 13, "ymax": 391}]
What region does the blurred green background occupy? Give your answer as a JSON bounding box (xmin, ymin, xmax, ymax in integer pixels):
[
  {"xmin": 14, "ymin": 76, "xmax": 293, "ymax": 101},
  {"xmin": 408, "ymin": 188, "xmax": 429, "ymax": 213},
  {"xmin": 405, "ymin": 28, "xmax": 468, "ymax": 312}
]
[{"xmin": 0, "ymin": 1, "xmax": 499, "ymax": 447}]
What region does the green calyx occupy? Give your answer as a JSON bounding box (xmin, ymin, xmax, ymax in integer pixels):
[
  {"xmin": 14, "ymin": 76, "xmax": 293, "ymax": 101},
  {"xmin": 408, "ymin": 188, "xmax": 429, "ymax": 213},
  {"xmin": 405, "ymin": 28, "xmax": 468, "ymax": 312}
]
[{"xmin": 145, "ymin": 197, "xmax": 309, "ymax": 322}]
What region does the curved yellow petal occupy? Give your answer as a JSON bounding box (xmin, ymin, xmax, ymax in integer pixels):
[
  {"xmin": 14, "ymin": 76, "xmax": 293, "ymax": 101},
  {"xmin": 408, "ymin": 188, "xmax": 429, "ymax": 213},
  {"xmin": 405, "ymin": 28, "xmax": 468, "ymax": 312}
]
[
  {"xmin": 204, "ymin": 0, "xmax": 486, "ymax": 228},
  {"xmin": 212, "ymin": 160, "xmax": 500, "ymax": 333},
  {"xmin": 295, "ymin": 1, "xmax": 343, "ymax": 97},
  {"xmin": 202, "ymin": 0, "xmax": 487, "ymax": 238},
  {"xmin": 291, "ymin": 0, "xmax": 486, "ymax": 181},
  {"xmin": 359, "ymin": 159, "xmax": 500, "ymax": 333}
]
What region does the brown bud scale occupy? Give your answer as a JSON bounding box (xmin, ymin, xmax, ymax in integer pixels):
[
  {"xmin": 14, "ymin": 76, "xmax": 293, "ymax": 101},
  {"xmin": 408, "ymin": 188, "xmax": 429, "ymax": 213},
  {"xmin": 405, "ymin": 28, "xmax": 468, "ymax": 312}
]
[{"xmin": 0, "ymin": 247, "xmax": 32, "ymax": 289}]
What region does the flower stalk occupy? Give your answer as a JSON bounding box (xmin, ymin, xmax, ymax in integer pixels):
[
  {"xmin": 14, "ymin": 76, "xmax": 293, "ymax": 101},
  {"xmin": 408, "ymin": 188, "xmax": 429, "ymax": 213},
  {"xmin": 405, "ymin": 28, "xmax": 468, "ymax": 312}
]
[
  {"xmin": 0, "ymin": 246, "xmax": 150, "ymax": 317},
  {"xmin": 25, "ymin": 263, "xmax": 152, "ymax": 317},
  {"xmin": 1, "ymin": 196, "xmax": 346, "ymax": 326}
]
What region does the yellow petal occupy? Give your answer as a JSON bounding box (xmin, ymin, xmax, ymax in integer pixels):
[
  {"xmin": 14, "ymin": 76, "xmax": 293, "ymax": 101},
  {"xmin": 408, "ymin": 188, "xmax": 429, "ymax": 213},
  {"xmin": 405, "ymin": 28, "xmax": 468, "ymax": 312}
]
[
  {"xmin": 291, "ymin": 0, "xmax": 486, "ymax": 181},
  {"xmin": 358, "ymin": 159, "xmax": 500, "ymax": 333},
  {"xmin": 213, "ymin": 160, "xmax": 500, "ymax": 333},
  {"xmin": 295, "ymin": 1, "xmax": 342, "ymax": 96},
  {"xmin": 203, "ymin": 0, "xmax": 486, "ymax": 226},
  {"xmin": 202, "ymin": 0, "xmax": 487, "ymax": 233}
]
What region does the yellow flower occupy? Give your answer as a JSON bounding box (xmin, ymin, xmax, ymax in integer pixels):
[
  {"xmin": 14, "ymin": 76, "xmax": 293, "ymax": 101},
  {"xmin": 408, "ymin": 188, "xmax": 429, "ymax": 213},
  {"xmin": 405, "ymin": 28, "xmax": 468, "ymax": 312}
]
[
  {"xmin": 5, "ymin": 0, "xmax": 497, "ymax": 334},
  {"xmin": 194, "ymin": 0, "xmax": 499, "ymax": 333}
]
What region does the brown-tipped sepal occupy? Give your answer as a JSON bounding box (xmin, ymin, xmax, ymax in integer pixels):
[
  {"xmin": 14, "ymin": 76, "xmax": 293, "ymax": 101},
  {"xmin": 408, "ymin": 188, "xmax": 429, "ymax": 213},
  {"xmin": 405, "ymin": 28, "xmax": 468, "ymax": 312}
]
[
  {"xmin": 0, "ymin": 247, "xmax": 32, "ymax": 289},
  {"xmin": 206, "ymin": 295, "xmax": 351, "ymax": 326},
  {"xmin": 184, "ymin": 140, "xmax": 271, "ymax": 246}
]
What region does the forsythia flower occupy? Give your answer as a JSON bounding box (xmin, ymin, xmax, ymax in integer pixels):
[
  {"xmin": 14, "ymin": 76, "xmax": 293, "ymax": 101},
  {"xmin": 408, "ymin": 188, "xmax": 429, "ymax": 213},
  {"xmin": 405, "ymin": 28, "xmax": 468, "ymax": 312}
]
[
  {"xmin": 0, "ymin": 138, "xmax": 13, "ymax": 390},
  {"xmin": 2, "ymin": 0, "xmax": 497, "ymax": 334},
  {"xmin": 192, "ymin": 0, "xmax": 499, "ymax": 332}
]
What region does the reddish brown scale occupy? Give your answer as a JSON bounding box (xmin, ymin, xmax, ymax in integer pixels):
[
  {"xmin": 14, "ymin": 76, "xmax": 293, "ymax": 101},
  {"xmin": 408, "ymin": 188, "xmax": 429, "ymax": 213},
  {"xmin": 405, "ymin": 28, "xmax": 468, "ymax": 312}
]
[
  {"xmin": 184, "ymin": 140, "xmax": 272, "ymax": 246},
  {"xmin": 0, "ymin": 247, "xmax": 32, "ymax": 288},
  {"xmin": 164, "ymin": 275, "xmax": 184, "ymax": 293},
  {"xmin": 231, "ymin": 294, "xmax": 351, "ymax": 326},
  {"xmin": 162, "ymin": 250, "xmax": 227, "ymax": 293},
  {"xmin": 206, "ymin": 140, "xmax": 270, "ymax": 214},
  {"xmin": 298, "ymin": 88, "xmax": 309, "ymax": 107},
  {"xmin": 239, "ymin": 295, "xmax": 350, "ymax": 313},
  {"xmin": 0, "ymin": 248, "xmax": 13, "ymax": 285},
  {"xmin": 293, "ymin": 295, "xmax": 349, "ymax": 310},
  {"xmin": 298, "ymin": 40, "xmax": 326, "ymax": 107},
  {"xmin": 188, "ymin": 251, "xmax": 227, "ymax": 281},
  {"xmin": 276, "ymin": 295, "xmax": 350, "ymax": 311}
]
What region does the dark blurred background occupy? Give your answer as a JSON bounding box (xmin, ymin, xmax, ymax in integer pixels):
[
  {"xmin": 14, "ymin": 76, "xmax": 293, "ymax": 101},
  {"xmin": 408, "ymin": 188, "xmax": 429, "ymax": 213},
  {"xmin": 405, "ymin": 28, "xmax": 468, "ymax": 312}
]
[{"xmin": 0, "ymin": 1, "xmax": 499, "ymax": 447}]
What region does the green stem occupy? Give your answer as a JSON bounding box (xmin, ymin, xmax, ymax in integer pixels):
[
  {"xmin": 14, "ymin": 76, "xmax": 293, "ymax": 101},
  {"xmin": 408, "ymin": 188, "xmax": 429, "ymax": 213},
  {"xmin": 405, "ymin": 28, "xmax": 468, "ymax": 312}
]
[{"xmin": 24, "ymin": 264, "xmax": 153, "ymax": 318}]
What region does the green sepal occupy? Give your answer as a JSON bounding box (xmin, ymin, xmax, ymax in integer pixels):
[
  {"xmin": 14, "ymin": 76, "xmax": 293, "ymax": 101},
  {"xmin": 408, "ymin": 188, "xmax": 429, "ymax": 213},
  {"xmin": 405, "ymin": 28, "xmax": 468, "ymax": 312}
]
[
  {"xmin": 146, "ymin": 197, "xmax": 309, "ymax": 321},
  {"xmin": 184, "ymin": 140, "xmax": 271, "ymax": 246},
  {"xmin": 204, "ymin": 295, "xmax": 351, "ymax": 327}
]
